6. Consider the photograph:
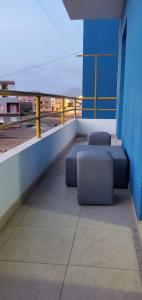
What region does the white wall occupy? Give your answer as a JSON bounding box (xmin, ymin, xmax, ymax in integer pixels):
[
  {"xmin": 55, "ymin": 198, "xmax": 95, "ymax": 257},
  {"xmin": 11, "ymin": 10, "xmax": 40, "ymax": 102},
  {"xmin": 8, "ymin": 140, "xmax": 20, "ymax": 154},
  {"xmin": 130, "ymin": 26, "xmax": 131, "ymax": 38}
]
[
  {"xmin": 0, "ymin": 119, "xmax": 77, "ymax": 220},
  {"xmin": 77, "ymin": 119, "xmax": 116, "ymax": 135}
]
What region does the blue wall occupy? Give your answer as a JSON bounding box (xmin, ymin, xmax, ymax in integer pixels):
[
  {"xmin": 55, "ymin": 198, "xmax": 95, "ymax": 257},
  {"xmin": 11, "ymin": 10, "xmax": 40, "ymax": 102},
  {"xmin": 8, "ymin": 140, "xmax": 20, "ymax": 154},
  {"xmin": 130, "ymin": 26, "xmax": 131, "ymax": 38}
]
[
  {"xmin": 82, "ymin": 20, "xmax": 119, "ymax": 119},
  {"xmin": 117, "ymin": 0, "xmax": 142, "ymax": 219},
  {"xmin": 116, "ymin": 25, "xmax": 126, "ymax": 139}
]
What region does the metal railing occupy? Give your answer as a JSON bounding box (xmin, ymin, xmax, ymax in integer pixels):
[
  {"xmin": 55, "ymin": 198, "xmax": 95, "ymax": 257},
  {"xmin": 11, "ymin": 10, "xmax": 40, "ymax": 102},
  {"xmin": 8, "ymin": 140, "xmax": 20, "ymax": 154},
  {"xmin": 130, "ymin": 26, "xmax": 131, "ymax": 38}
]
[{"xmin": 0, "ymin": 90, "xmax": 117, "ymax": 138}]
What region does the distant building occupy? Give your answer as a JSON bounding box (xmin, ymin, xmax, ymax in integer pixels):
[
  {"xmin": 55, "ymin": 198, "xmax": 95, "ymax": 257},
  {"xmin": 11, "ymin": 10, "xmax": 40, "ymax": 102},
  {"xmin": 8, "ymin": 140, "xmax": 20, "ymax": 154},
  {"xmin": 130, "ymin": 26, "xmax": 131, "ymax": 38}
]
[
  {"xmin": 19, "ymin": 95, "xmax": 75, "ymax": 115},
  {"xmin": 40, "ymin": 97, "xmax": 51, "ymax": 113},
  {"xmin": 19, "ymin": 96, "xmax": 33, "ymax": 114},
  {"xmin": 0, "ymin": 81, "xmax": 20, "ymax": 124},
  {"xmin": 32, "ymin": 96, "xmax": 62, "ymax": 113}
]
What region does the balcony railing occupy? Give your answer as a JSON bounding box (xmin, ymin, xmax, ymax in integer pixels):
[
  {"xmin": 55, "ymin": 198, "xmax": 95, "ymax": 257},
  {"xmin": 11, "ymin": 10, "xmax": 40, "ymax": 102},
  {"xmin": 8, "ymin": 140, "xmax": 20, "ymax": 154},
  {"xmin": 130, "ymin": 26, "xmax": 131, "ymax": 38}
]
[{"xmin": 0, "ymin": 89, "xmax": 117, "ymax": 139}]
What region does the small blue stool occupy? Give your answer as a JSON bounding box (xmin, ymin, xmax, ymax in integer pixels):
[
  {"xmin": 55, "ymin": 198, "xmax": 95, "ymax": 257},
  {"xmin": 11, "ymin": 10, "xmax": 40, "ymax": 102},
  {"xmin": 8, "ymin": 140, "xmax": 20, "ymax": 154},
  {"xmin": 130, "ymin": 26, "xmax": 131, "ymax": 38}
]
[{"xmin": 88, "ymin": 132, "xmax": 111, "ymax": 145}]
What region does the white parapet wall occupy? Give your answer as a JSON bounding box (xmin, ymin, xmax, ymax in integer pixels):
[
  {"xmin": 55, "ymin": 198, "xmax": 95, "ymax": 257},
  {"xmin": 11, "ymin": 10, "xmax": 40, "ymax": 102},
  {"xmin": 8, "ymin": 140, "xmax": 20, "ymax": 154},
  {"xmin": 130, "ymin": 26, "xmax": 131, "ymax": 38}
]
[
  {"xmin": 0, "ymin": 119, "xmax": 77, "ymax": 226},
  {"xmin": 77, "ymin": 119, "xmax": 116, "ymax": 136},
  {"xmin": 0, "ymin": 118, "xmax": 117, "ymax": 226}
]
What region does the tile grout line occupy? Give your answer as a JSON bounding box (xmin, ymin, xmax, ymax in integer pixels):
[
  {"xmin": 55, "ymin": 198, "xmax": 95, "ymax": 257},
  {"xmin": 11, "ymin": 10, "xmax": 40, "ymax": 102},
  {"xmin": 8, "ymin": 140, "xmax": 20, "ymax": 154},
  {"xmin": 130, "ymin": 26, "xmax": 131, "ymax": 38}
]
[
  {"xmin": 7, "ymin": 223, "xmax": 138, "ymax": 233},
  {"xmin": 0, "ymin": 198, "xmax": 37, "ymax": 251},
  {"xmin": 68, "ymin": 264, "xmax": 142, "ymax": 272},
  {"xmin": 8, "ymin": 193, "xmax": 38, "ymax": 227},
  {"xmin": 0, "ymin": 259, "xmax": 67, "ymax": 266},
  {"xmin": 0, "ymin": 258, "xmax": 141, "ymax": 272},
  {"xmin": 0, "ymin": 225, "xmax": 17, "ymax": 252},
  {"xmin": 8, "ymin": 208, "xmax": 29, "ymax": 227},
  {"xmin": 0, "ymin": 196, "xmax": 37, "ymax": 253},
  {"xmin": 130, "ymin": 192, "xmax": 142, "ymax": 249},
  {"xmin": 7, "ymin": 224, "xmax": 79, "ymax": 230},
  {"xmin": 58, "ymin": 206, "xmax": 81, "ymax": 300}
]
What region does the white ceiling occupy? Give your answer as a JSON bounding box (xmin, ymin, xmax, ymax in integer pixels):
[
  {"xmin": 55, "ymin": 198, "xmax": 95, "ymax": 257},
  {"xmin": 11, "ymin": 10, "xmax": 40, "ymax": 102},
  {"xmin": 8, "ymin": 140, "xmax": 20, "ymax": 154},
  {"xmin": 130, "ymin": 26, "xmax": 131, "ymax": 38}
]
[{"xmin": 63, "ymin": 0, "xmax": 125, "ymax": 20}]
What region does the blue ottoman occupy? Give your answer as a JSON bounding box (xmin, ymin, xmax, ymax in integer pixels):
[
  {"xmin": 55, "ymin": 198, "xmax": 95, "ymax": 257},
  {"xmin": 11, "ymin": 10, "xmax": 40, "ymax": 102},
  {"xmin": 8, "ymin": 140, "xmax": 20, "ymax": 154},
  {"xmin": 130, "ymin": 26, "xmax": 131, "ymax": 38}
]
[
  {"xmin": 89, "ymin": 132, "xmax": 111, "ymax": 145},
  {"xmin": 77, "ymin": 151, "xmax": 114, "ymax": 205}
]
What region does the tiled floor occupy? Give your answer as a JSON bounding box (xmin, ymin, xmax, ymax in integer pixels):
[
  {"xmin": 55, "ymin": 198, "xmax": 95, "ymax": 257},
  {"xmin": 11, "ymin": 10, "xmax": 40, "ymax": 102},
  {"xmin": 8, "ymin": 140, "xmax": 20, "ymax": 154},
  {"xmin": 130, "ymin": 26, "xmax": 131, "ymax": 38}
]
[{"xmin": 0, "ymin": 138, "xmax": 142, "ymax": 299}]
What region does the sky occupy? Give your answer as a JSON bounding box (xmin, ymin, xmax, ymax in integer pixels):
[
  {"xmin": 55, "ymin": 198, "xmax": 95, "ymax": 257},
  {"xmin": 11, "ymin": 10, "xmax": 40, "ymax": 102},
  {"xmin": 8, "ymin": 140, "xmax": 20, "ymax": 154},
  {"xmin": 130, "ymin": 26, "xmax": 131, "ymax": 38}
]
[{"xmin": 0, "ymin": 0, "xmax": 83, "ymax": 95}]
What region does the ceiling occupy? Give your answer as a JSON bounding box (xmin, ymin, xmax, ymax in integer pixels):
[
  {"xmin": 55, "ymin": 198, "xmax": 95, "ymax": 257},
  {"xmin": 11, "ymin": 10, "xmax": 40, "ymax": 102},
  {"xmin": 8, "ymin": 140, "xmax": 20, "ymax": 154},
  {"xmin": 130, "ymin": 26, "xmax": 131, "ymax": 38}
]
[{"xmin": 63, "ymin": 0, "xmax": 125, "ymax": 20}]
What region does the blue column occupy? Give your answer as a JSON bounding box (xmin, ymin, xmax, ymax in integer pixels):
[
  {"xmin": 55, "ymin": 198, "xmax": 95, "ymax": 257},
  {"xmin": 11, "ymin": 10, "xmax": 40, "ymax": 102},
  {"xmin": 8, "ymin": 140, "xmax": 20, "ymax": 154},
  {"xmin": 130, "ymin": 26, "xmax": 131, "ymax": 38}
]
[{"xmin": 82, "ymin": 20, "xmax": 119, "ymax": 119}]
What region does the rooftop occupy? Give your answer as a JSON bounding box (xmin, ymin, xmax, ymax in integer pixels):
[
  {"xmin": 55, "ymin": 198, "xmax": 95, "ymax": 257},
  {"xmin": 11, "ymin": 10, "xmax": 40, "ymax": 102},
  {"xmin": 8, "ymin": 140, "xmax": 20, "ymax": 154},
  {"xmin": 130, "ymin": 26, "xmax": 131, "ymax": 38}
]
[
  {"xmin": 0, "ymin": 137, "xmax": 142, "ymax": 299},
  {"xmin": 0, "ymin": 81, "xmax": 15, "ymax": 85},
  {"xmin": 63, "ymin": 0, "xmax": 125, "ymax": 20}
]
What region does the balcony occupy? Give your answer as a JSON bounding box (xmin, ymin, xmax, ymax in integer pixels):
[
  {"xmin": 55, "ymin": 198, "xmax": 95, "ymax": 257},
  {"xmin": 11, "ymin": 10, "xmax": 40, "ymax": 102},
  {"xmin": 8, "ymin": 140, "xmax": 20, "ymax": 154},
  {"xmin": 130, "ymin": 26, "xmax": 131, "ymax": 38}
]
[{"xmin": 0, "ymin": 91, "xmax": 142, "ymax": 299}]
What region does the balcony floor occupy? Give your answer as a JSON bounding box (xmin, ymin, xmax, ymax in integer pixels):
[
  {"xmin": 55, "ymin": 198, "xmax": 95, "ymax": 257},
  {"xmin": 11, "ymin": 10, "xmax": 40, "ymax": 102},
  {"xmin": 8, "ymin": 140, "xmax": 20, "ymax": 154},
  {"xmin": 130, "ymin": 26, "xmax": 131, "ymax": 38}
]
[{"xmin": 0, "ymin": 138, "xmax": 142, "ymax": 299}]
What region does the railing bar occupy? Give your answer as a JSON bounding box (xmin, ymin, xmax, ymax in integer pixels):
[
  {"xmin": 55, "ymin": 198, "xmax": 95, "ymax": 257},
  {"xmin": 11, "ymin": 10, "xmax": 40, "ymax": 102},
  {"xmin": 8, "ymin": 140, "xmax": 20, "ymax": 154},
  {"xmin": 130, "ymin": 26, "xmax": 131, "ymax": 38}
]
[
  {"xmin": 0, "ymin": 109, "xmax": 77, "ymax": 130},
  {"xmin": 97, "ymin": 97, "xmax": 118, "ymax": 100},
  {"xmin": 77, "ymin": 53, "xmax": 116, "ymax": 57},
  {"xmin": 97, "ymin": 108, "xmax": 117, "ymax": 111},
  {"xmin": 0, "ymin": 108, "xmax": 117, "ymax": 130},
  {"xmin": 63, "ymin": 109, "xmax": 75, "ymax": 113},
  {"xmin": 0, "ymin": 91, "xmax": 118, "ymax": 103},
  {"xmin": 0, "ymin": 112, "xmax": 62, "ymax": 130},
  {"xmin": 76, "ymin": 108, "xmax": 117, "ymax": 111},
  {"xmin": 0, "ymin": 90, "xmax": 77, "ymax": 100},
  {"xmin": 81, "ymin": 97, "xmax": 118, "ymax": 100},
  {"xmin": 0, "ymin": 89, "xmax": 117, "ymax": 131},
  {"xmin": 0, "ymin": 90, "xmax": 118, "ymax": 101}
]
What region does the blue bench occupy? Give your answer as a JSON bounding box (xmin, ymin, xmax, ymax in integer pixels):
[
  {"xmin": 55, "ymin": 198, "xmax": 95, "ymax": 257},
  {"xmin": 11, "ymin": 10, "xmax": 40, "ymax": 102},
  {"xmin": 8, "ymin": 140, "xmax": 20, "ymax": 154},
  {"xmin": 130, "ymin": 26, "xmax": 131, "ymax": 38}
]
[{"xmin": 66, "ymin": 145, "xmax": 129, "ymax": 188}]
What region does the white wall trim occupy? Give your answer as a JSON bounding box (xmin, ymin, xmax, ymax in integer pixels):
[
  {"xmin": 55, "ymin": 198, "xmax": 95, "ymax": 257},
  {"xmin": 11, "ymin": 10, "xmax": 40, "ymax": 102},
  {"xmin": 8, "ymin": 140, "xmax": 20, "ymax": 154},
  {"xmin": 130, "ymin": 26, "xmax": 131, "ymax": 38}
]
[{"xmin": 77, "ymin": 119, "xmax": 116, "ymax": 135}]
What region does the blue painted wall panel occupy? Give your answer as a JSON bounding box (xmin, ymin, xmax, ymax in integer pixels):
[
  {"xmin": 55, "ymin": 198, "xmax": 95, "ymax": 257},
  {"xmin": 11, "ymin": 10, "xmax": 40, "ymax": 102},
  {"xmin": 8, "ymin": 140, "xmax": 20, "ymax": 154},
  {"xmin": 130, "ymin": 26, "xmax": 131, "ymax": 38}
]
[
  {"xmin": 83, "ymin": 20, "xmax": 119, "ymax": 119},
  {"xmin": 117, "ymin": 0, "xmax": 142, "ymax": 219},
  {"xmin": 116, "ymin": 34, "xmax": 126, "ymax": 139}
]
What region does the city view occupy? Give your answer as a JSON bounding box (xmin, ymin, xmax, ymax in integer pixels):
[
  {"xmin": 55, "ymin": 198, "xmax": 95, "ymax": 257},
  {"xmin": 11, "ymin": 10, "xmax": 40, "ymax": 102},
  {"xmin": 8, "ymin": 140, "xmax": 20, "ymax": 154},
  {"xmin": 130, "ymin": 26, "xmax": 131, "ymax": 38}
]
[{"xmin": 0, "ymin": 80, "xmax": 82, "ymax": 152}]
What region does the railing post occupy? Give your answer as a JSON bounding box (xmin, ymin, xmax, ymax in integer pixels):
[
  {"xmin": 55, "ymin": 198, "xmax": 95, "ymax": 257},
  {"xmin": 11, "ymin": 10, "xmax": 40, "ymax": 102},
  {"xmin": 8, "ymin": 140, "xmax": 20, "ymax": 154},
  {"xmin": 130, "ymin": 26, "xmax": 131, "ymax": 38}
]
[
  {"xmin": 36, "ymin": 96, "xmax": 41, "ymax": 138},
  {"xmin": 74, "ymin": 98, "xmax": 77, "ymax": 119},
  {"xmin": 61, "ymin": 97, "xmax": 65, "ymax": 125},
  {"xmin": 94, "ymin": 56, "xmax": 98, "ymax": 119}
]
